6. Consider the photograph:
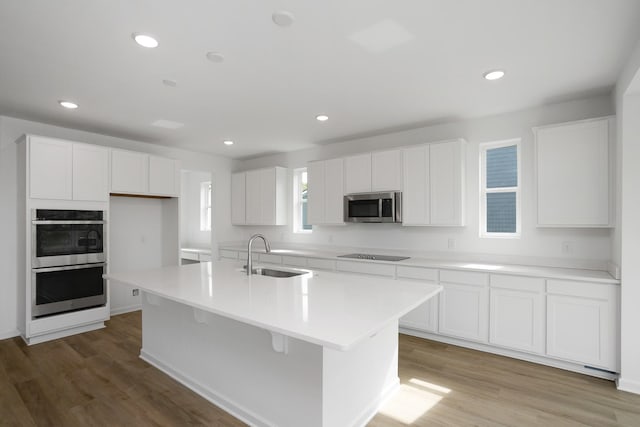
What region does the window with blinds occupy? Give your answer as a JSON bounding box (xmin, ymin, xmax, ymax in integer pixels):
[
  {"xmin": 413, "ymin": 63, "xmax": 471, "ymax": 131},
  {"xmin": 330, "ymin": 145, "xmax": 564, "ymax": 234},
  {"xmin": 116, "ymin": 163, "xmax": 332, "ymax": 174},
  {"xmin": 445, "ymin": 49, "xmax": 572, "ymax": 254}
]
[{"xmin": 480, "ymin": 140, "xmax": 520, "ymax": 237}]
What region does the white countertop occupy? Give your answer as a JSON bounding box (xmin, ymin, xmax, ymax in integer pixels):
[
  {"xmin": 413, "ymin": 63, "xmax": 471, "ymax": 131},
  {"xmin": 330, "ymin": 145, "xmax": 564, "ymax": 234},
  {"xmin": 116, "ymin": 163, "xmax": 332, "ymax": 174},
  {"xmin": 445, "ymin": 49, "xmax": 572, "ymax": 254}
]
[
  {"xmin": 105, "ymin": 261, "xmax": 441, "ymax": 351},
  {"xmin": 220, "ymin": 244, "xmax": 619, "ymax": 284}
]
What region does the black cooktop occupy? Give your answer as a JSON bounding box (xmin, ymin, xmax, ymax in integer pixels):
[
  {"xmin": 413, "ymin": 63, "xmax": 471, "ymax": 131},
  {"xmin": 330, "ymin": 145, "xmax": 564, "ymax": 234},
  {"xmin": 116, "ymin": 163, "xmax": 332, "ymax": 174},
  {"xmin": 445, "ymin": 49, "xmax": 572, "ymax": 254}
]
[{"xmin": 337, "ymin": 253, "xmax": 410, "ymax": 262}]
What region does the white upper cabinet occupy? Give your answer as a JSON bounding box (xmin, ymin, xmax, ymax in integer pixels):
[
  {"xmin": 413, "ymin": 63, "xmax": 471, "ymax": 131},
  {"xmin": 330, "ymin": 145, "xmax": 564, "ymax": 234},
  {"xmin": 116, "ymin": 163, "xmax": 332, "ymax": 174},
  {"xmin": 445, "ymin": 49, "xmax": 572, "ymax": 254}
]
[
  {"xmin": 237, "ymin": 167, "xmax": 287, "ymax": 226},
  {"xmin": 111, "ymin": 150, "xmax": 148, "ymax": 194},
  {"xmin": 29, "ymin": 135, "xmax": 108, "ymax": 202},
  {"xmin": 402, "ymin": 139, "xmax": 465, "ymax": 226},
  {"xmin": 535, "ymin": 117, "xmax": 612, "ymax": 227},
  {"xmin": 111, "ymin": 150, "xmax": 179, "ymax": 197},
  {"xmin": 231, "ymin": 172, "xmax": 246, "ymax": 225},
  {"xmin": 72, "ymin": 144, "xmax": 109, "ymax": 201},
  {"xmin": 402, "ymin": 145, "xmax": 429, "ymax": 225},
  {"xmin": 29, "ymin": 136, "xmax": 73, "ymax": 200},
  {"xmin": 372, "ymin": 150, "xmax": 402, "ymax": 191},
  {"xmin": 344, "ymin": 153, "xmax": 372, "ymax": 194},
  {"xmin": 149, "ymin": 155, "xmax": 180, "ymax": 196},
  {"xmin": 307, "ymin": 158, "xmax": 344, "ymax": 225},
  {"xmin": 344, "ymin": 150, "xmax": 403, "ymax": 194},
  {"xmin": 430, "ymin": 140, "xmax": 465, "ymax": 226}
]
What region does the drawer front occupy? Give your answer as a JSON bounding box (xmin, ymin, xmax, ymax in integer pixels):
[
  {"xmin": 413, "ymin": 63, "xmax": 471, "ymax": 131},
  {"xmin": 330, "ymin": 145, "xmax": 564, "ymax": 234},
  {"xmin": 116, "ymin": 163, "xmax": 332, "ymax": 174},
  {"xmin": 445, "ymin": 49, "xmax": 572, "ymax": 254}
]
[
  {"xmin": 440, "ymin": 269, "xmax": 488, "ymax": 287},
  {"xmin": 219, "ymin": 249, "xmax": 238, "ymax": 260},
  {"xmin": 282, "ymin": 256, "xmax": 307, "ymax": 267},
  {"xmin": 547, "ymin": 279, "xmax": 615, "ymax": 300},
  {"xmin": 336, "ymin": 260, "xmax": 395, "ymax": 277},
  {"xmin": 490, "ymin": 274, "xmax": 544, "ymax": 293},
  {"xmin": 199, "ymin": 254, "xmax": 212, "ymax": 262},
  {"xmin": 259, "ymin": 253, "xmax": 283, "ymax": 264},
  {"xmin": 397, "ymin": 266, "xmax": 438, "ymax": 282},
  {"xmin": 307, "ymin": 257, "xmax": 336, "ymax": 271}
]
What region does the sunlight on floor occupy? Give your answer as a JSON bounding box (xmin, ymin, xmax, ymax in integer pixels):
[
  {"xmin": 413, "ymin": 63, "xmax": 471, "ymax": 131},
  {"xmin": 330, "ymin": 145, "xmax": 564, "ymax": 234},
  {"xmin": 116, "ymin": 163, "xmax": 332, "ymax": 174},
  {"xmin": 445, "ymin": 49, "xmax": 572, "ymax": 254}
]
[{"xmin": 378, "ymin": 378, "xmax": 452, "ymax": 425}]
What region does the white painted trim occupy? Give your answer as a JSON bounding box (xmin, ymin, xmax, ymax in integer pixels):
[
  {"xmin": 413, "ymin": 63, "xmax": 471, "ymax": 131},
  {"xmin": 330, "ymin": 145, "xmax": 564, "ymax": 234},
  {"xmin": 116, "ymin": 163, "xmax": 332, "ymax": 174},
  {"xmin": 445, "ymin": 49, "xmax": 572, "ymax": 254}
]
[
  {"xmin": 24, "ymin": 322, "xmax": 105, "ymax": 345},
  {"xmin": 0, "ymin": 329, "xmax": 20, "ymax": 340},
  {"xmin": 400, "ymin": 328, "xmax": 618, "ymax": 381},
  {"xmin": 140, "ymin": 349, "xmax": 270, "ymax": 427},
  {"xmin": 350, "ymin": 379, "xmax": 399, "ymax": 427},
  {"xmin": 110, "ymin": 304, "xmax": 141, "ymax": 316},
  {"xmin": 617, "ymin": 377, "xmax": 640, "ymax": 395}
]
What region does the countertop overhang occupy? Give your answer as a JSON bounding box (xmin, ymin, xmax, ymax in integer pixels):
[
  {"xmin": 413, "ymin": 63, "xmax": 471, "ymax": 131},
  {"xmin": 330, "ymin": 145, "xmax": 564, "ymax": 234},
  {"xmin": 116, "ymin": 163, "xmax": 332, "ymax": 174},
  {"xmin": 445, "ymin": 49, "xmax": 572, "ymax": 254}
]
[{"xmin": 105, "ymin": 261, "xmax": 441, "ymax": 351}]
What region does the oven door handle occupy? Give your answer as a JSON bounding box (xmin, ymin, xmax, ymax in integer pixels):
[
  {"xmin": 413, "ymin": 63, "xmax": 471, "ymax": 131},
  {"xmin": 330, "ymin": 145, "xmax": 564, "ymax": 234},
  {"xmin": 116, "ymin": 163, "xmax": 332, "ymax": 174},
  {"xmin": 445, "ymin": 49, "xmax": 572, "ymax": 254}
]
[
  {"xmin": 32, "ymin": 263, "xmax": 106, "ymax": 273},
  {"xmin": 32, "ymin": 220, "xmax": 105, "ymax": 225}
]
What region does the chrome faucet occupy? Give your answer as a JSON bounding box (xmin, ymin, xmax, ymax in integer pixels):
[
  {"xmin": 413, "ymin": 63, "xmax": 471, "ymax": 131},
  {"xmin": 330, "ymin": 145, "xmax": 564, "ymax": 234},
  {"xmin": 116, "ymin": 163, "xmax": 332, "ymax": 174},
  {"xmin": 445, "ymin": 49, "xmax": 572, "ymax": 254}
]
[{"xmin": 246, "ymin": 234, "xmax": 271, "ymax": 275}]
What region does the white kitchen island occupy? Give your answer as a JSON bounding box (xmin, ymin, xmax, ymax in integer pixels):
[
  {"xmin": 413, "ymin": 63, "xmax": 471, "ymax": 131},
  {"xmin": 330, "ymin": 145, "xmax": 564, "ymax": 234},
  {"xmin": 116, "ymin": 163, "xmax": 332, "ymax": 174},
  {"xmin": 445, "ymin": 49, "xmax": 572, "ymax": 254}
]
[{"xmin": 105, "ymin": 261, "xmax": 441, "ymax": 427}]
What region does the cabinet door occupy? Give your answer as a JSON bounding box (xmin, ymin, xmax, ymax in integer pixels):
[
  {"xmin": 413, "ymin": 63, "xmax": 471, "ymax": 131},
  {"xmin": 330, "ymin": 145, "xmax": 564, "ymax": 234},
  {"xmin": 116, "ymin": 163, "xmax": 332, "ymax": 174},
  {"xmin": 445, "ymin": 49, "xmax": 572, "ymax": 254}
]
[
  {"xmin": 307, "ymin": 161, "xmax": 325, "ymax": 225},
  {"xmin": 324, "ymin": 158, "xmax": 344, "ymax": 224},
  {"xmin": 439, "ymin": 282, "xmax": 488, "ymax": 342},
  {"xmin": 400, "ymin": 295, "xmax": 439, "ymax": 333},
  {"xmin": 490, "ymin": 288, "xmax": 544, "ymax": 354},
  {"xmin": 149, "ymin": 156, "xmax": 178, "ymax": 196},
  {"xmin": 547, "ymin": 285, "xmax": 617, "ymax": 370},
  {"xmin": 111, "ymin": 150, "xmax": 148, "ymax": 194},
  {"xmin": 29, "ymin": 136, "xmax": 73, "ymax": 200},
  {"xmin": 344, "ymin": 153, "xmax": 371, "ymax": 194},
  {"xmin": 536, "ymin": 118, "xmax": 610, "ymax": 226},
  {"xmin": 260, "ymin": 168, "xmax": 277, "ymax": 225},
  {"xmin": 231, "ymin": 173, "xmax": 246, "ymax": 225},
  {"xmin": 402, "ymin": 145, "xmax": 429, "ymax": 225},
  {"xmin": 430, "ymin": 140, "xmax": 464, "ymax": 226},
  {"xmin": 372, "ymin": 149, "xmax": 402, "ymax": 191},
  {"xmin": 245, "ymin": 170, "xmax": 262, "ymax": 224},
  {"xmin": 72, "ymin": 144, "xmax": 109, "ymax": 201}
]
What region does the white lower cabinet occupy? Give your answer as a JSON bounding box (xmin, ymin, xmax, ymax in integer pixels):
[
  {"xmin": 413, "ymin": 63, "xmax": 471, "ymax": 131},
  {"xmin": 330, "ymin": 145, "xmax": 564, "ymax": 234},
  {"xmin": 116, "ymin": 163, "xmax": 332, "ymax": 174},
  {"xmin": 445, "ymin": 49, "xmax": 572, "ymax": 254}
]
[
  {"xmin": 398, "ymin": 266, "xmax": 439, "ymax": 332},
  {"xmin": 489, "ymin": 275, "xmax": 545, "ymax": 354},
  {"xmin": 546, "ymin": 280, "xmax": 618, "ymax": 371},
  {"xmin": 438, "ymin": 270, "xmax": 489, "ymax": 342}
]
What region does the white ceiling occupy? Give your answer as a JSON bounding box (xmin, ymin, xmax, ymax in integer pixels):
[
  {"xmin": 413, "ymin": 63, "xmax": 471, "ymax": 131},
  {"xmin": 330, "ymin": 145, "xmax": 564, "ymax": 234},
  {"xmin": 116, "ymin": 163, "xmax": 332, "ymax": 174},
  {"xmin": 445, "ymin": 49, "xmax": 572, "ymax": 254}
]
[{"xmin": 1, "ymin": 1, "xmax": 639, "ymax": 159}]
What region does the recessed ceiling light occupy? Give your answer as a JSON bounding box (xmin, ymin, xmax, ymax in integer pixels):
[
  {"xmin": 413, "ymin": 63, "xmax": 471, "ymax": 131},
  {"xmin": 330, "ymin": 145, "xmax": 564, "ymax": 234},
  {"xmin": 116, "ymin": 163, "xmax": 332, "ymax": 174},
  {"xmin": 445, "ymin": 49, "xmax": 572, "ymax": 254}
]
[
  {"xmin": 223, "ymin": 140, "xmax": 234, "ymax": 146},
  {"xmin": 58, "ymin": 100, "xmax": 78, "ymax": 109},
  {"xmin": 272, "ymin": 11, "xmax": 295, "ymax": 27},
  {"xmin": 132, "ymin": 33, "xmax": 159, "ymax": 48},
  {"xmin": 316, "ymin": 114, "xmax": 329, "ymax": 122},
  {"xmin": 483, "ymin": 70, "xmax": 505, "ymax": 81},
  {"xmin": 206, "ymin": 51, "xmax": 225, "ymax": 63}
]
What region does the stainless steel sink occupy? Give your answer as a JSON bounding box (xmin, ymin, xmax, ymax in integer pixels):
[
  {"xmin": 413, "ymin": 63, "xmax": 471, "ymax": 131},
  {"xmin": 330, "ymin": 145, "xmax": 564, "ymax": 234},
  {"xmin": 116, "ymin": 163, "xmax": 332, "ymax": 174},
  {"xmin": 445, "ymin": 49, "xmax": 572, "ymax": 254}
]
[
  {"xmin": 252, "ymin": 267, "xmax": 306, "ymax": 278},
  {"xmin": 240, "ymin": 265, "xmax": 310, "ymax": 278}
]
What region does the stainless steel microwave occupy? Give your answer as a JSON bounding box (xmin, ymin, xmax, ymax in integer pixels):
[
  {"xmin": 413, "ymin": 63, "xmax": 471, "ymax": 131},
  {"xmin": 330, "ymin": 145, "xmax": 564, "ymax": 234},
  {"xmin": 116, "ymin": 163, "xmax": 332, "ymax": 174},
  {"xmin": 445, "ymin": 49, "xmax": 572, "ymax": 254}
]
[{"xmin": 344, "ymin": 192, "xmax": 402, "ymax": 223}]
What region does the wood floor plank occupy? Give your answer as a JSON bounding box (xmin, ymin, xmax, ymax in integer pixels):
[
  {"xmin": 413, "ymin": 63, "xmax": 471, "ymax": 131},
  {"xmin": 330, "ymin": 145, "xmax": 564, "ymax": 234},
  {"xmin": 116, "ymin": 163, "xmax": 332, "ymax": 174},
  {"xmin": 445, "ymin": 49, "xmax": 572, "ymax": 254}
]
[{"xmin": 1, "ymin": 311, "xmax": 640, "ymax": 426}]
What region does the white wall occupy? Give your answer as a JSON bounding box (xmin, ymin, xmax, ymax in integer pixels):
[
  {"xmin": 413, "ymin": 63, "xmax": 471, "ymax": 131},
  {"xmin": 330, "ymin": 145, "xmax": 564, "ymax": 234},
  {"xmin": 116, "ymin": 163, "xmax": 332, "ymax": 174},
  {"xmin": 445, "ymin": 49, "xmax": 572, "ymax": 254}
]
[
  {"xmin": 236, "ymin": 95, "xmax": 614, "ymax": 268},
  {"xmin": 0, "ymin": 115, "xmax": 240, "ymax": 337},
  {"xmin": 180, "ymin": 170, "xmax": 212, "ymax": 249},
  {"xmin": 615, "ymin": 39, "xmax": 640, "ymax": 394}
]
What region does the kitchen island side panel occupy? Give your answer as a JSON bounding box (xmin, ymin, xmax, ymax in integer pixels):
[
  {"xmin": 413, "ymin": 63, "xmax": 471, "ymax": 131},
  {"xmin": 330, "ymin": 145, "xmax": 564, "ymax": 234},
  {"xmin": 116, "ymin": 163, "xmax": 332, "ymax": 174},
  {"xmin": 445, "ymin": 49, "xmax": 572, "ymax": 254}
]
[{"xmin": 140, "ymin": 293, "xmax": 324, "ymax": 427}]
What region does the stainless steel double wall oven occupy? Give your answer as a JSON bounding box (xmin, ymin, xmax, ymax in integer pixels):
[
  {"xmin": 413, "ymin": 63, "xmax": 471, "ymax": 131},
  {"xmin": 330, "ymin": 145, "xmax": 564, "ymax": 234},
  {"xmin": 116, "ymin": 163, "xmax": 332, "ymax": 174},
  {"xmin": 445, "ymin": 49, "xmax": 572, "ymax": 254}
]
[{"xmin": 31, "ymin": 209, "xmax": 106, "ymax": 317}]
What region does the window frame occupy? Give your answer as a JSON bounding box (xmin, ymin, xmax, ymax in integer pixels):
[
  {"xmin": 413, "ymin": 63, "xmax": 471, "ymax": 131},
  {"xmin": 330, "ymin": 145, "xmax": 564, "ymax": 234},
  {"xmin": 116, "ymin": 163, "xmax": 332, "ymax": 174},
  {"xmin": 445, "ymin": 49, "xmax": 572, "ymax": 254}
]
[
  {"xmin": 479, "ymin": 139, "xmax": 521, "ymax": 238},
  {"xmin": 200, "ymin": 181, "xmax": 212, "ymax": 231},
  {"xmin": 293, "ymin": 167, "xmax": 311, "ymax": 234}
]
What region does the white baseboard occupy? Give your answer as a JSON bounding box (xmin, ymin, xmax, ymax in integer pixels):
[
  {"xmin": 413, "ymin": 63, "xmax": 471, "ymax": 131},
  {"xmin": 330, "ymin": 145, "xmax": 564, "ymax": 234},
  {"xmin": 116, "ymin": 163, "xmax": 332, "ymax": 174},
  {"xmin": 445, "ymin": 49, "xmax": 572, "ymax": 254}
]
[
  {"xmin": 140, "ymin": 349, "xmax": 269, "ymax": 427},
  {"xmin": 400, "ymin": 328, "xmax": 618, "ymax": 381},
  {"xmin": 0, "ymin": 329, "xmax": 20, "ymax": 340},
  {"xmin": 110, "ymin": 304, "xmax": 141, "ymax": 316},
  {"xmin": 617, "ymin": 377, "xmax": 640, "ymax": 395}
]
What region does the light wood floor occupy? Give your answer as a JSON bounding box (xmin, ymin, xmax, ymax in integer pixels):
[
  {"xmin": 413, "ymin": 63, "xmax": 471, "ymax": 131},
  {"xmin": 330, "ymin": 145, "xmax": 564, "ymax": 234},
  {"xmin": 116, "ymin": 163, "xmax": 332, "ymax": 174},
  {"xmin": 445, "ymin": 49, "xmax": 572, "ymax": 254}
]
[{"xmin": 0, "ymin": 312, "xmax": 638, "ymax": 426}]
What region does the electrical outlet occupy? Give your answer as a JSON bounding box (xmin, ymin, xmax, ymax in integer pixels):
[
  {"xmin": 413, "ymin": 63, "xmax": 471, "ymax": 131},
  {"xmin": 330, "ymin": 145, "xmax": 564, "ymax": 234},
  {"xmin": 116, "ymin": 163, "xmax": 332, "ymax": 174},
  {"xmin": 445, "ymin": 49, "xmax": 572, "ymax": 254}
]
[{"xmin": 132, "ymin": 288, "xmax": 139, "ymax": 297}]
